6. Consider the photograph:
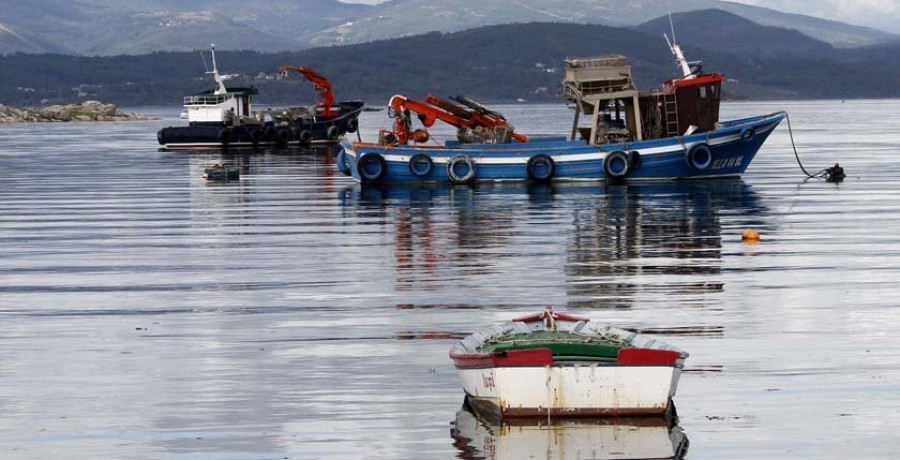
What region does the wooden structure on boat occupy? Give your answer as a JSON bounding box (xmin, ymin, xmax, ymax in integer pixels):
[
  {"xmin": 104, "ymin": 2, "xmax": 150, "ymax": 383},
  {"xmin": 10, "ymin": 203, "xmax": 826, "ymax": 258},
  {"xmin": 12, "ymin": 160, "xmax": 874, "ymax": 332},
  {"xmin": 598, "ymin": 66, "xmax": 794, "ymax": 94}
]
[
  {"xmin": 564, "ymin": 45, "xmax": 724, "ymax": 145},
  {"xmin": 563, "ymin": 55, "xmax": 643, "ymax": 145}
]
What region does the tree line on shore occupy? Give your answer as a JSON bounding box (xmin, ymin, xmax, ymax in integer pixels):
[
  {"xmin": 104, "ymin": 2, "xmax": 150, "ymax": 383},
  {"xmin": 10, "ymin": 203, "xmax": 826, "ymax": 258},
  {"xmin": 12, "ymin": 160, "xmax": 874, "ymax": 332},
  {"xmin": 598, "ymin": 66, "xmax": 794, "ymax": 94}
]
[{"xmin": 2, "ymin": 23, "xmax": 899, "ymax": 108}]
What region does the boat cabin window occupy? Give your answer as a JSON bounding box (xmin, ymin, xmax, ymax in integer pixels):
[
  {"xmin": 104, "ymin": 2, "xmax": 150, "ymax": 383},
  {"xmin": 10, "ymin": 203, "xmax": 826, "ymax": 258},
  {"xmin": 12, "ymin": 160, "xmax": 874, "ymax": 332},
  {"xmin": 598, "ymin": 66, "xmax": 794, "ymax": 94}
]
[{"xmin": 698, "ymin": 86, "xmax": 707, "ymax": 99}]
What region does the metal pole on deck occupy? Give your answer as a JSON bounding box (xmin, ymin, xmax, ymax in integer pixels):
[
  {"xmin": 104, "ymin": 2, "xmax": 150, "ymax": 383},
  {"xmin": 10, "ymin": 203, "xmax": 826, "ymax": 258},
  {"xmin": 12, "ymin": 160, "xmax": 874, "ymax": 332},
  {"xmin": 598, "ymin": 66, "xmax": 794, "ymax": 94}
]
[{"xmin": 570, "ymin": 100, "xmax": 581, "ymax": 141}]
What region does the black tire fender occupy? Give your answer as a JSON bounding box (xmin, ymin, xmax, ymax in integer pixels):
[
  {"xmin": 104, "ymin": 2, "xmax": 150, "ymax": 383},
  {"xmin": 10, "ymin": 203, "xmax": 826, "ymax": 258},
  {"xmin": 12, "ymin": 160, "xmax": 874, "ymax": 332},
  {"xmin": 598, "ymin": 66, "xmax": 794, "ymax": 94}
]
[
  {"xmin": 327, "ymin": 125, "xmax": 340, "ymax": 140},
  {"xmin": 298, "ymin": 130, "xmax": 312, "ymax": 146},
  {"xmin": 628, "ymin": 150, "xmax": 642, "ymax": 170},
  {"xmin": 347, "ymin": 117, "xmax": 359, "ymax": 133}
]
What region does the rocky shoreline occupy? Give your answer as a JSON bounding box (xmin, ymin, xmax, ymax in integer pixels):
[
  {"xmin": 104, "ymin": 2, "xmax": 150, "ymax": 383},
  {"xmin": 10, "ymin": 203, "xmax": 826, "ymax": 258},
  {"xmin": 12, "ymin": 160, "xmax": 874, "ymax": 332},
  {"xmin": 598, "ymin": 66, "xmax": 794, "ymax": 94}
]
[{"xmin": 0, "ymin": 101, "xmax": 151, "ymax": 123}]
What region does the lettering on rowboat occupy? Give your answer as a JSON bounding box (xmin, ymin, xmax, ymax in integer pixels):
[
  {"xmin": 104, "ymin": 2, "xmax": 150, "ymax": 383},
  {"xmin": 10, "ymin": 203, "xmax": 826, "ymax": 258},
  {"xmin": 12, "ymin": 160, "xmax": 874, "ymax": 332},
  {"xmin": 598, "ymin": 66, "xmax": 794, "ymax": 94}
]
[{"xmin": 482, "ymin": 374, "xmax": 496, "ymax": 390}]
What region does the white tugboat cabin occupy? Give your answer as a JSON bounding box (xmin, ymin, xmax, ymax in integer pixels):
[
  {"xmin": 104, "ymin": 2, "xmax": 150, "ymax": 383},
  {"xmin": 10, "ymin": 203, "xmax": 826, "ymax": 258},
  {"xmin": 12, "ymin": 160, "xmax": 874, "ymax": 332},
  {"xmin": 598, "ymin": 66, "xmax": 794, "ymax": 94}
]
[{"xmin": 183, "ymin": 44, "xmax": 256, "ymax": 124}]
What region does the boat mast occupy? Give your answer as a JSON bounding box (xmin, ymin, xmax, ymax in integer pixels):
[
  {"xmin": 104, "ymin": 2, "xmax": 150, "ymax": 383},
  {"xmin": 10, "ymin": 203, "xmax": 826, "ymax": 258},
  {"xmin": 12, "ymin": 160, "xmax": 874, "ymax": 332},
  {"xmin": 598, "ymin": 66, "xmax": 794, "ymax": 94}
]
[
  {"xmin": 208, "ymin": 44, "xmax": 228, "ymax": 95},
  {"xmin": 664, "ymin": 13, "xmax": 695, "ymax": 80}
]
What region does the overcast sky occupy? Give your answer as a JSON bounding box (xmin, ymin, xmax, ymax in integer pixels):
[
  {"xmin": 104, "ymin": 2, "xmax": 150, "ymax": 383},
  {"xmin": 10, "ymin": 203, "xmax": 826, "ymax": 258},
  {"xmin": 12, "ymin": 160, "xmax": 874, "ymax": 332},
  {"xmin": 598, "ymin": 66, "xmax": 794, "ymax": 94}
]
[
  {"xmin": 732, "ymin": 0, "xmax": 899, "ymax": 31},
  {"xmin": 340, "ymin": 0, "xmax": 900, "ymax": 32}
]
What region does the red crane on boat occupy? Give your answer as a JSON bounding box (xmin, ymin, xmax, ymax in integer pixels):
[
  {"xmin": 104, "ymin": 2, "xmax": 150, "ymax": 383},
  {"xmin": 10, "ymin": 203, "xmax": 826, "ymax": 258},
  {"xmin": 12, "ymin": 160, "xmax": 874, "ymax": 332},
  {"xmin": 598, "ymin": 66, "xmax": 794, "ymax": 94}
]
[
  {"xmin": 279, "ymin": 65, "xmax": 337, "ymax": 117},
  {"xmin": 388, "ymin": 94, "xmax": 528, "ymax": 145}
]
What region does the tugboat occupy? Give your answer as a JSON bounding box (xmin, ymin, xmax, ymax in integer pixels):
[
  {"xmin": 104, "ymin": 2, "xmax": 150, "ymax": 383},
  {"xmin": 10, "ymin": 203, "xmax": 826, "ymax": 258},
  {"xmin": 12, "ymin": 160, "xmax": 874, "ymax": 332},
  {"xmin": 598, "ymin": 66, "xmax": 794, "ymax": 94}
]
[
  {"xmin": 340, "ymin": 35, "xmax": 784, "ymax": 183},
  {"xmin": 158, "ymin": 45, "xmax": 364, "ymax": 150}
]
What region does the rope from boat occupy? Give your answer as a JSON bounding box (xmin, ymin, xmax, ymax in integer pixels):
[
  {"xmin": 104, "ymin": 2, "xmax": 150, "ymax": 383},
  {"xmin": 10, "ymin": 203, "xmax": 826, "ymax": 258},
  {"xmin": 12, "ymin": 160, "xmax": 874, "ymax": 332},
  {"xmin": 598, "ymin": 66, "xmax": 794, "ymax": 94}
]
[{"xmin": 785, "ymin": 112, "xmax": 828, "ymax": 179}]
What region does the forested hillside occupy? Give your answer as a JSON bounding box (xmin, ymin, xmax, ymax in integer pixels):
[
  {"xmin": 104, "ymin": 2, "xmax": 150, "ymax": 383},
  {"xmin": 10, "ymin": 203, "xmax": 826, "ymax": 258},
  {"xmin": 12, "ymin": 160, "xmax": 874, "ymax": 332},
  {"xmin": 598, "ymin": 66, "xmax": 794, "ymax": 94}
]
[{"xmin": 3, "ymin": 20, "xmax": 899, "ymax": 107}]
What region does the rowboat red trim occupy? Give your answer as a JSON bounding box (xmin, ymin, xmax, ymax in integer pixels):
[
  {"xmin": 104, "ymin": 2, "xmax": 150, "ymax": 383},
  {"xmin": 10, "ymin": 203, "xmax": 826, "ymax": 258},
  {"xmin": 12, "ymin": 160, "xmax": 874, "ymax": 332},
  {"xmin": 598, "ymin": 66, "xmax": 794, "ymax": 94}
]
[
  {"xmin": 451, "ymin": 348, "xmax": 555, "ymax": 369},
  {"xmin": 495, "ymin": 348, "xmax": 554, "ymax": 366},
  {"xmin": 617, "ymin": 348, "xmax": 680, "ymax": 366}
]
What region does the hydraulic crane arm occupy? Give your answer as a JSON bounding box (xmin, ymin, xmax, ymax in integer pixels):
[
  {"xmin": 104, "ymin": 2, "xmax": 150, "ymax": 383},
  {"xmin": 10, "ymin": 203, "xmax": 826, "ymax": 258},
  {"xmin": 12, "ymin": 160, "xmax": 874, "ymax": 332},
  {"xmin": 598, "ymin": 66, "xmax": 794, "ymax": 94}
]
[
  {"xmin": 389, "ymin": 94, "xmax": 528, "ymax": 145},
  {"xmin": 279, "ymin": 65, "xmax": 336, "ymax": 117}
]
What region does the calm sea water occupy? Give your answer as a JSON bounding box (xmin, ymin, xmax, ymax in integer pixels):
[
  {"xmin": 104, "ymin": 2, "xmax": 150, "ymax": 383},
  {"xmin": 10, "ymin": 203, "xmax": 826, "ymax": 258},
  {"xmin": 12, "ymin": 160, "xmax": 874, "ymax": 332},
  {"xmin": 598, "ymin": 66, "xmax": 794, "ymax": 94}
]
[{"xmin": 1, "ymin": 100, "xmax": 899, "ymax": 459}]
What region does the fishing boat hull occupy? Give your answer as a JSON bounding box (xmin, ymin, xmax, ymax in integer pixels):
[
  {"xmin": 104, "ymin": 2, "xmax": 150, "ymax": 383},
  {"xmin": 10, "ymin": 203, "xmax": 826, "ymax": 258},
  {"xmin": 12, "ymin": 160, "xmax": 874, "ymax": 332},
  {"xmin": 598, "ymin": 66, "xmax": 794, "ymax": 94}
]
[
  {"xmin": 341, "ymin": 112, "xmax": 783, "ymax": 183},
  {"xmin": 159, "ymin": 101, "xmax": 364, "ymax": 150}
]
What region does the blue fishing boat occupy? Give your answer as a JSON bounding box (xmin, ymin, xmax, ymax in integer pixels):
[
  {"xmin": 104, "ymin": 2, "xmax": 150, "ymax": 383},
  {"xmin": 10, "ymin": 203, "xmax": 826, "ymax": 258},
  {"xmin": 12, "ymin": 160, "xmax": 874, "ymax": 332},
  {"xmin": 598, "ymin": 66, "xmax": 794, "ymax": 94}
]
[{"xmin": 338, "ymin": 38, "xmax": 784, "ymax": 184}]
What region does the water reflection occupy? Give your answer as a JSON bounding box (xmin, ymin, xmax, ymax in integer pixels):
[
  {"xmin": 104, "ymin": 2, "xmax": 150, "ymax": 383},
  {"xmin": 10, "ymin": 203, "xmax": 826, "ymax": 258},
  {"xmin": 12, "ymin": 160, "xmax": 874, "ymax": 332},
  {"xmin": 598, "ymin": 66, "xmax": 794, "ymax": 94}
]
[
  {"xmin": 451, "ymin": 402, "xmax": 689, "ymax": 460},
  {"xmin": 566, "ymin": 181, "xmax": 767, "ymax": 309},
  {"xmin": 339, "ymin": 181, "xmax": 768, "ymax": 306}
]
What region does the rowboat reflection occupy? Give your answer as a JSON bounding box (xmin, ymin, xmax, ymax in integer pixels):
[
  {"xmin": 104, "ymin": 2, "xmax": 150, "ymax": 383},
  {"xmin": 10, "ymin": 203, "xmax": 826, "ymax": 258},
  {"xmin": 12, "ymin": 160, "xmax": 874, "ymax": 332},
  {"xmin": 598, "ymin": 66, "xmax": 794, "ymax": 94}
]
[{"xmin": 451, "ymin": 400, "xmax": 689, "ymax": 460}]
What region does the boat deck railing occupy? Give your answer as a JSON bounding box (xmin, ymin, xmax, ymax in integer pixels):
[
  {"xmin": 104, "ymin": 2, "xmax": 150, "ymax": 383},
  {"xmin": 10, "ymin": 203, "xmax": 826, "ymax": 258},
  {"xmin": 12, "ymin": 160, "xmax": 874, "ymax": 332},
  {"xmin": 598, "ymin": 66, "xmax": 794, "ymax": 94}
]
[
  {"xmin": 184, "ymin": 94, "xmax": 234, "ymax": 106},
  {"xmin": 565, "ymin": 55, "xmax": 627, "ymax": 69},
  {"xmin": 564, "ymin": 55, "xmax": 636, "ymax": 100}
]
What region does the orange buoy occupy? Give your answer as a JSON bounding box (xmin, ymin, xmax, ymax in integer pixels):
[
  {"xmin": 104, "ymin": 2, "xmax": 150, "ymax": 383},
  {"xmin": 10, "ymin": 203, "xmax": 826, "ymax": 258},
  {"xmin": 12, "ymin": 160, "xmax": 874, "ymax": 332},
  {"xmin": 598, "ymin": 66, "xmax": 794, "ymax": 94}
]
[{"xmin": 742, "ymin": 228, "xmax": 760, "ymax": 244}]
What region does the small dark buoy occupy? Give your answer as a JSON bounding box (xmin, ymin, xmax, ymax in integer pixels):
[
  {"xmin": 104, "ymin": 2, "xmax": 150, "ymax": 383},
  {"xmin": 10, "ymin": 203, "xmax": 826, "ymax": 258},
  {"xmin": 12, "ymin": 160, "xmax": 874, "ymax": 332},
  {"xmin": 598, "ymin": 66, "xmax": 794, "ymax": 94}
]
[
  {"xmin": 203, "ymin": 163, "xmax": 240, "ymax": 182},
  {"xmin": 825, "ymin": 163, "xmax": 845, "ymax": 183}
]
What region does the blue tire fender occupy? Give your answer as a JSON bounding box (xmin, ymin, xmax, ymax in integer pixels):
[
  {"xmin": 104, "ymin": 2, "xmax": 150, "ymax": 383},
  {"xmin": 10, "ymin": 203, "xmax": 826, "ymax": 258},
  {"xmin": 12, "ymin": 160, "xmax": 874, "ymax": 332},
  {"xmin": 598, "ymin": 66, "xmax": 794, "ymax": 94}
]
[
  {"xmin": 447, "ymin": 154, "xmax": 476, "ymax": 183},
  {"xmin": 358, "ymin": 153, "xmax": 386, "ymax": 181},
  {"xmin": 686, "ymin": 143, "xmax": 713, "ymax": 170},
  {"xmin": 408, "ymin": 153, "xmax": 434, "ymax": 178},
  {"xmin": 336, "ymin": 149, "xmax": 352, "ymax": 176},
  {"xmin": 603, "ymin": 150, "xmax": 630, "ymax": 179},
  {"xmin": 740, "ymin": 127, "xmax": 755, "ymax": 142},
  {"xmin": 527, "ymin": 154, "xmax": 555, "ymax": 182}
]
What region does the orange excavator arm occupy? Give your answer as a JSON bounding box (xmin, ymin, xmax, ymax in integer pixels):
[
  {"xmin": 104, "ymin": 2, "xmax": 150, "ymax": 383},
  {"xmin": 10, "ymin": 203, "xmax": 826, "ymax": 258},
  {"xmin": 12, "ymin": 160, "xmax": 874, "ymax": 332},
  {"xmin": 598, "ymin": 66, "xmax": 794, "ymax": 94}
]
[
  {"xmin": 389, "ymin": 94, "xmax": 528, "ymax": 145},
  {"xmin": 279, "ymin": 65, "xmax": 336, "ymax": 117}
]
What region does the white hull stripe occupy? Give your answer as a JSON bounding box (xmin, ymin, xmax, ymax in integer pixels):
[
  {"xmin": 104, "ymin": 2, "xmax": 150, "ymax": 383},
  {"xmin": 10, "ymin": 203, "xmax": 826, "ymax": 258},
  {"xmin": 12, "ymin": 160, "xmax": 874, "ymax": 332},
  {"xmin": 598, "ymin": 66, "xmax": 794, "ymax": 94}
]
[{"xmin": 349, "ymin": 121, "xmax": 779, "ymax": 163}]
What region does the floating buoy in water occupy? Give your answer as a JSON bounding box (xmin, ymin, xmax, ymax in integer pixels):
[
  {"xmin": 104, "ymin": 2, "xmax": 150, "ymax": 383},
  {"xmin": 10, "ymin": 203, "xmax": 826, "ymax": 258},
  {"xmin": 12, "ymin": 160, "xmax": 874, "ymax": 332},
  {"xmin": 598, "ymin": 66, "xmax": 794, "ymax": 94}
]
[{"xmin": 742, "ymin": 228, "xmax": 760, "ymax": 244}]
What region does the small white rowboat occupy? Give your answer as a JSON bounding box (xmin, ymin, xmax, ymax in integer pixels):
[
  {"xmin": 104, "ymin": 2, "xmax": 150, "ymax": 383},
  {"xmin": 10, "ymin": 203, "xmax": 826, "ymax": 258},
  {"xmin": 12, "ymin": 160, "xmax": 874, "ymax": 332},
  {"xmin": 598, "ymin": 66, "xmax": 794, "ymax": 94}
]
[{"xmin": 449, "ymin": 307, "xmax": 689, "ymax": 418}]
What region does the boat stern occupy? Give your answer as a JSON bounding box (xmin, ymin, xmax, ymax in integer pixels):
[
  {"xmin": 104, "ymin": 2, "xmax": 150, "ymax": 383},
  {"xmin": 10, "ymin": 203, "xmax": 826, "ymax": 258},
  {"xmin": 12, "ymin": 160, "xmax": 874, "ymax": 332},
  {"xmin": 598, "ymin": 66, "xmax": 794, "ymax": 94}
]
[{"xmin": 449, "ymin": 310, "xmax": 689, "ymax": 418}]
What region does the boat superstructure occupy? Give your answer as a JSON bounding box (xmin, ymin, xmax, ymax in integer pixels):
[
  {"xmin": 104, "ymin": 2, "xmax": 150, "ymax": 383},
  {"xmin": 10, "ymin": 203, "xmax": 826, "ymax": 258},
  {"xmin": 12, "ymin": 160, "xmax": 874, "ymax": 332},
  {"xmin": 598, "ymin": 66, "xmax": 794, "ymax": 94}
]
[
  {"xmin": 182, "ymin": 45, "xmax": 255, "ymax": 125},
  {"xmin": 158, "ymin": 45, "xmax": 364, "ymax": 150}
]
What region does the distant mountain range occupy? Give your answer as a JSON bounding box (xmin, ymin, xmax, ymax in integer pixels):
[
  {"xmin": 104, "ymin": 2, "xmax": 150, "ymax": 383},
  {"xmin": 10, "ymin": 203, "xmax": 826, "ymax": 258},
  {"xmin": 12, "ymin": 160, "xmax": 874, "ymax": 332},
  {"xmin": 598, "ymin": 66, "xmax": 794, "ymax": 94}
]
[
  {"xmin": 308, "ymin": 0, "xmax": 897, "ymax": 49},
  {"xmin": 0, "ymin": 0, "xmax": 370, "ymax": 55},
  {"xmin": 3, "ymin": 10, "xmax": 900, "ymax": 107},
  {"xmin": 634, "ymin": 9, "xmax": 835, "ymax": 59},
  {"xmin": 0, "ymin": 0, "xmax": 896, "ymax": 56}
]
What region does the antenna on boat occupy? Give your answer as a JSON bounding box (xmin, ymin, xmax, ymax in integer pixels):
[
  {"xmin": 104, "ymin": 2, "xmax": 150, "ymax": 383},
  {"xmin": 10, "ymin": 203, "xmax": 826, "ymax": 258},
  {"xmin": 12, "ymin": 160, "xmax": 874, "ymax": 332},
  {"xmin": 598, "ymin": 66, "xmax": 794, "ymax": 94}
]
[
  {"xmin": 663, "ymin": 12, "xmax": 696, "ymax": 80},
  {"xmin": 198, "ymin": 49, "xmax": 210, "ymax": 74},
  {"xmin": 208, "ymin": 43, "xmax": 228, "ymax": 96},
  {"xmin": 668, "ymin": 10, "xmax": 677, "ymax": 43}
]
